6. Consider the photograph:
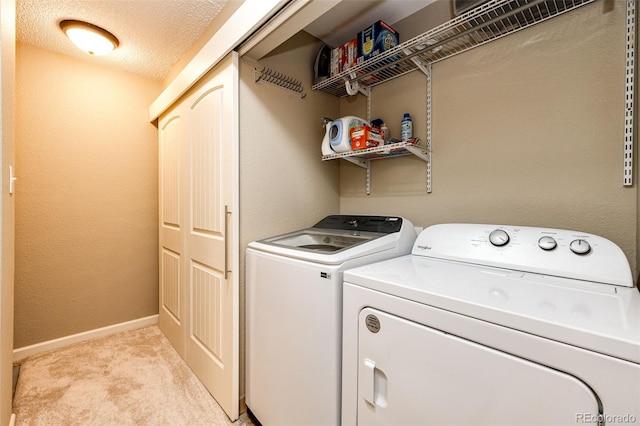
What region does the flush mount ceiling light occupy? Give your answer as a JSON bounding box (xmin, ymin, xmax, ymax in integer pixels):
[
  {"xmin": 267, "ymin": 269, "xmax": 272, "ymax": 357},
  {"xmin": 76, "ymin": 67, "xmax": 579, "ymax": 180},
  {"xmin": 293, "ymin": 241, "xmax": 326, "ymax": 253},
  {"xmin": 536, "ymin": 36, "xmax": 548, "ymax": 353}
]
[{"xmin": 59, "ymin": 20, "xmax": 119, "ymax": 56}]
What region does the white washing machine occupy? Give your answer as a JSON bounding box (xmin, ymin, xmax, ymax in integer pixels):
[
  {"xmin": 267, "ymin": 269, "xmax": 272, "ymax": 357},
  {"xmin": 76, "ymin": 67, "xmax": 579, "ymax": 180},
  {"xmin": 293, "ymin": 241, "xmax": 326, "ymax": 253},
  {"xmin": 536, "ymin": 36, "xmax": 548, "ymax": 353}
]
[
  {"xmin": 246, "ymin": 215, "xmax": 418, "ymax": 426},
  {"xmin": 342, "ymin": 223, "xmax": 640, "ymax": 426}
]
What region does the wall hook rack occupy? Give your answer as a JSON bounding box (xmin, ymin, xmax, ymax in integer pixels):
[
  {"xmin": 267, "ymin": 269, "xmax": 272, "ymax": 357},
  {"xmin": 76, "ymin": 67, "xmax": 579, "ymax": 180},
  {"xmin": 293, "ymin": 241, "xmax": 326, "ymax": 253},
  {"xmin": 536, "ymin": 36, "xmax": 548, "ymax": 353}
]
[{"xmin": 254, "ymin": 67, "xmax": 306, "ymax": 98}]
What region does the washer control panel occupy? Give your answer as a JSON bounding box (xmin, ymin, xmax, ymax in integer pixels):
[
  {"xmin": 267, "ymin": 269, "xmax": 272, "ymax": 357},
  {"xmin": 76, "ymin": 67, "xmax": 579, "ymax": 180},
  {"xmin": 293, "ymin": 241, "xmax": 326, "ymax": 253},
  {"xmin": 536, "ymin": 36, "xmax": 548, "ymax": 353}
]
[{"xmin": 413, "ymin": 224, "xmax": 633, "ymax": 287}]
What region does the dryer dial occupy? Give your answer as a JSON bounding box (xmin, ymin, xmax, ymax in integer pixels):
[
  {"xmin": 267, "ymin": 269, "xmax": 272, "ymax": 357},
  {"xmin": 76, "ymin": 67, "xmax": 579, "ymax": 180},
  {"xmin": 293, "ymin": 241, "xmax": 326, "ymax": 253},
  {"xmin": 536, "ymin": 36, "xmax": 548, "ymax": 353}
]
[
  {"xmin": 570, "ymin": 239, "xmax": 591, "ymax": 255},
  {"xmin": 489, "ymin": 229, "xmax": 510, "ymax": 247},
  {"xmin": 538, "ymin": 236, "xmax": 557, "ymax": 251}
]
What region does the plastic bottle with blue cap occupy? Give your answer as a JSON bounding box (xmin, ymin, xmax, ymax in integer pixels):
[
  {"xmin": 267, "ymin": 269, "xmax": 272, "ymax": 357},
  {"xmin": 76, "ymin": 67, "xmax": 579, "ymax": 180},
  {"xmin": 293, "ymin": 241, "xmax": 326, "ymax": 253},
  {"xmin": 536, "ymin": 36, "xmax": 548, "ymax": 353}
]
[{"xmin": 401, "ymin": 113, "xmax": 412, "ymax": 142}]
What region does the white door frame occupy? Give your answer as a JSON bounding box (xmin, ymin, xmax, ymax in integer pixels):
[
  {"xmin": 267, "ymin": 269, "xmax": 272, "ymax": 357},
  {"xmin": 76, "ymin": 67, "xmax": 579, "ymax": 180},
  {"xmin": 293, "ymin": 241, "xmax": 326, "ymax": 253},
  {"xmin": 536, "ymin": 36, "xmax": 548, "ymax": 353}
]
[{"xmin": 0, "ymin": 0, "xmax": 16, "ymax": 424}]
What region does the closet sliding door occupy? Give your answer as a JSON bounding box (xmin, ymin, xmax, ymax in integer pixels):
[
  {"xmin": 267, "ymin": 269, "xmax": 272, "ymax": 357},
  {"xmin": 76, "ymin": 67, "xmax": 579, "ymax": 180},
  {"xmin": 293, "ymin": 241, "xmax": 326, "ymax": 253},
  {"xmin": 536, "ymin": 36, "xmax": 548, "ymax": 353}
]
[{"xmin": 158, "ymin": 52, "xmax": 239, "ymax": 421}]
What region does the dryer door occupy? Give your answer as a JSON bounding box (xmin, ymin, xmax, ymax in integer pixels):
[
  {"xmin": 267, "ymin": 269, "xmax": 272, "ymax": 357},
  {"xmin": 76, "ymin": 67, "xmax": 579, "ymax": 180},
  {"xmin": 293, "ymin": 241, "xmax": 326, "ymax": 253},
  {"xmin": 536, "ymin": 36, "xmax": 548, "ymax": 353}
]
[{"xmin": 357, "ymin": 308, "xmax": 601, "ymax": 426}]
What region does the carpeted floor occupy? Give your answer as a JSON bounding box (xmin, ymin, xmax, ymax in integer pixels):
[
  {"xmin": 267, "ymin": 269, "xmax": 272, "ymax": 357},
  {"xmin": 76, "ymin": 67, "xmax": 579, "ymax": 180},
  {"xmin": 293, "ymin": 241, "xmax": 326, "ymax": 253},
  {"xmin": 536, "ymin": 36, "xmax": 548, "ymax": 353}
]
[{"xmin": 12, "ymin": 326, "xmax": 255, "ymax": 426}]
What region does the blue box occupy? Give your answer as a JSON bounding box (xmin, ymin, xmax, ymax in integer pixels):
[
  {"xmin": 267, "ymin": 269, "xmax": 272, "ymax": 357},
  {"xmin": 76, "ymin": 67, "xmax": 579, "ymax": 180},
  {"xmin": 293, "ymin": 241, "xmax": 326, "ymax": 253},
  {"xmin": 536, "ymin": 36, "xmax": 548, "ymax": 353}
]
[{"xmin": 357, "ymin": 20, "xmax": 399, "ymax": 64}]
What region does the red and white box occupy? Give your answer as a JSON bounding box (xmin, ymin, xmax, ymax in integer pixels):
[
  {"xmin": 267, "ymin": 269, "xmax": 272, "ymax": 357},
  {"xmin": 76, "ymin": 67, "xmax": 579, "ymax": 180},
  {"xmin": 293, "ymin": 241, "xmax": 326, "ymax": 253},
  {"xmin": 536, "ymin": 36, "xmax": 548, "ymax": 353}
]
[
  {"xmin": 331, "ymin": 38, "xmax": 358, "ymax": 77},
  {"xmin": 350, "ymin": 126, "xmax": 384, "ymax": 150}
]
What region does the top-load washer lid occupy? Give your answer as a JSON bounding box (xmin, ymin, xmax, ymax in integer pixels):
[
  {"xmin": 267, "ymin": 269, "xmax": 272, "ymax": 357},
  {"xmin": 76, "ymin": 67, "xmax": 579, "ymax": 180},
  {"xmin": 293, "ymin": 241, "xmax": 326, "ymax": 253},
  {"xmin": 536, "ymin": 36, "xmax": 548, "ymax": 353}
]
[
  {"xmin": 248, "ymin": 215, "xmax": 416, "ymax": 265},
  {"xmin": 343, "ymin": 223, "xmax": 640, "ymax": 363},
  {"xmin": 263, "ymin": 229, "xmax": 380, "ymax": 253},
  {"xmin": 262, "ymin": 215, "xmax": 403, "ymax": 252}
]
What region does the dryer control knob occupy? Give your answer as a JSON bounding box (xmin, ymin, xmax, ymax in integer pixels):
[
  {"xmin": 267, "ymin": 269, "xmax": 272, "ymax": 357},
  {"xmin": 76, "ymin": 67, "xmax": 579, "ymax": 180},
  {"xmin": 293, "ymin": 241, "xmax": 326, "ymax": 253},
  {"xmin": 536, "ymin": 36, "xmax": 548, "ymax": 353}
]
[
  {"xmin": 570, "ymin": 239, "xmax": 591, "ymax": 255},
  {"xmin": 489, "ymin": 229, "xmax": 510, "ymax": 247},
  {"xmin": 538, "ymin": 236, "xmax": 557, "ymax": 251}
]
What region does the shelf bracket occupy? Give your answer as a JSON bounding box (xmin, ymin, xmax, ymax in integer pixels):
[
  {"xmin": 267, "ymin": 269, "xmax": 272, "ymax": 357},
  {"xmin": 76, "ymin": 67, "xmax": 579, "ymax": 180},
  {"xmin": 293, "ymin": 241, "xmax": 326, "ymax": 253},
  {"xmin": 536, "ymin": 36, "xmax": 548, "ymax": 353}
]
[
  {"xmin": 359, "ymin": 82, "xmax": 371, "ymax": 98},
  {"xmin": 342, "ymin": 157, "xmax": 371, "ymax": 195},
  {"xmin": 624, "ymin": 0, "xmax": 635, "ymax": 186},
  {"xmin": 342, "ymin": 157, "xmax": 369, "ymax": 169},
  {"xmin": 404, "ymin": 48, "xmax": 432, "ymax": 78},
  {"xmin": 405, "ymin": 145, "xmax": 429, "ymax": 163}
]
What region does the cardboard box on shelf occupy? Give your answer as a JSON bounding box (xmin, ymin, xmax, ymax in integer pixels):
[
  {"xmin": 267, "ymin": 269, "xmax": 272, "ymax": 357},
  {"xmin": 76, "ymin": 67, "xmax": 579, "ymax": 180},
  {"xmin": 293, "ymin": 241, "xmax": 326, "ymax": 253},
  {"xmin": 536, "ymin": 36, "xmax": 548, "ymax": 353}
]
[
  {"xmin": 342, "ymin": 38, "xmax": 357, "ymax": 73},
  {"xmin": 330, "ymin": 45, "xmax": 340, "ymax": 77},
  {"xmin": 350, "ymin": 126, "xmax": 384, "ymax": 150},
  {"xmin": 330, "ymin": 38, "xmax": 358, "ymax": 77},
  {"xmin": 357, "ymin": 20, "xmax": 399, "ymax": 64}
]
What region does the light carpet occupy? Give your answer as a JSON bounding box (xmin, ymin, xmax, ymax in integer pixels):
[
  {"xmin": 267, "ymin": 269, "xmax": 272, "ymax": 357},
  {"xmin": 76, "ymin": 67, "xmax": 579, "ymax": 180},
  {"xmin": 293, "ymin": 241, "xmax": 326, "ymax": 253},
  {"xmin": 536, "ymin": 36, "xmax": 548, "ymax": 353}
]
[{"xmin": 13, "ymin": 325, "xmax": 254, "ymax": 426}]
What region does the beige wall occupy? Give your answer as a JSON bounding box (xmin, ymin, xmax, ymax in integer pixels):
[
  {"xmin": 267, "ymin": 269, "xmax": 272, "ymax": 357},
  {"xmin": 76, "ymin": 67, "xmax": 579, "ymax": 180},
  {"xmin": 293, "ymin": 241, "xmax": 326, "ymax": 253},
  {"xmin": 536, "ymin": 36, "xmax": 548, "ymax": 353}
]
[
  {"xmin": 338, "ymin": 0, "xmax": 639, "ymax": 280},
  {"xmin": 239, "ymin": 30, "xmax": 340, "ymax": 395},
  {"xmin": 14, "ymin": 43, "xmax": 161, "ymax": 348}
]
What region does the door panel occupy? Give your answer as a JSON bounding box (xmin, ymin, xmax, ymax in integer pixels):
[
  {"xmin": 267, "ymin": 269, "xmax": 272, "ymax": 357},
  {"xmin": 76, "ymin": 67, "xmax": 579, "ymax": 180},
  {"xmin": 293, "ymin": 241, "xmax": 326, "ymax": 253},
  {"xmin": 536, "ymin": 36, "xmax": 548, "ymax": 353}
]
[
  {"xmin": 160, "ymin": 115, "xmax": 181, "ymax": 228},
  {"xmin": 158, "ymin": 53, "xmax": 238, "ymax": 420},
  {"xmin": 190, "ymin": 87, "xmax": 223, "ymax": 237},
  {"xmin": 191, "ymin": 261, "xmax": 223, "ymax": 365},
  {"xmin": 357, "ymin": 307, "xmax": 601, "ymax": 426},
  {"xmin": 161, "ymin": 248, "xmax": 181, "ymax": 321},
  {"xmin": 158, "ymin": 112, "xmax": 184, "ymax": 356},
  {"xmin": 185, "ymin": 54, "xmax": 236, "ymax": 420}
]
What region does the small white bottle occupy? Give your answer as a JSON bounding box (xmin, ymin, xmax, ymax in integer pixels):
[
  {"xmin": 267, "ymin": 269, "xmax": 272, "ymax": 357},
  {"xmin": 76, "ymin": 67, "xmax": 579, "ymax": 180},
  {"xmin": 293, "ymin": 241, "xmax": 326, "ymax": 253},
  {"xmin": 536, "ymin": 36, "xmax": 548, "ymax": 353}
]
[{"xmin": 401, "ymin": 113, "xmax": 412, "ymax": 141}]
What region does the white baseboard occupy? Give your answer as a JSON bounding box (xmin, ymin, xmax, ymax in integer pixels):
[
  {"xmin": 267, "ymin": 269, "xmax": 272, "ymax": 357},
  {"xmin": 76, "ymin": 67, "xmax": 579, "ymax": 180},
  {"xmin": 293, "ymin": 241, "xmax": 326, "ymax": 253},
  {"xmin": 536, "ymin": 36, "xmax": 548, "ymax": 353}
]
[{"xmin": 13, "ymin": 315, "xmax": 159, "ymax": 362}]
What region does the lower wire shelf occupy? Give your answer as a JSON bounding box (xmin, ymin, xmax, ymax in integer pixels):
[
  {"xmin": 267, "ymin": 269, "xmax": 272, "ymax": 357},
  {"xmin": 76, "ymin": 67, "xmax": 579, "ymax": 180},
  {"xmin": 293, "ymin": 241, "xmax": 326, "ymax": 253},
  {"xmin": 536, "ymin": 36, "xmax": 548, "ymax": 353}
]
[{"xmin": 321, "ymin": 140, "xmax": 431, "ymax": 195}]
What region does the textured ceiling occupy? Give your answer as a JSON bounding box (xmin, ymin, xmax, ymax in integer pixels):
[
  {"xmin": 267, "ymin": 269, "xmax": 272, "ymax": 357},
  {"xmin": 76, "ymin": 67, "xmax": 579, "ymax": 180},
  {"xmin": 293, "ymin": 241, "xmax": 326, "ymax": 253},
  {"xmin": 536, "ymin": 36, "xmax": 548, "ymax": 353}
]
[{"xmin": 17, "ymin": 0, "xmax": 229, "ymax": 81}]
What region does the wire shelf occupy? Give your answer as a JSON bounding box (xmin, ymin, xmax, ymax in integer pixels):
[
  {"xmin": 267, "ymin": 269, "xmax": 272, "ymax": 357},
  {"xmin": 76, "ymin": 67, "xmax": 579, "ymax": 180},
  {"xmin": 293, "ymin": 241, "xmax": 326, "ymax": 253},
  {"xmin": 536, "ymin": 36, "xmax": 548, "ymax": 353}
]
[
  {"xmin": 321, "ymin": 140, "xmax": 427, "ymax": 162},
  {"xmin": 312, "ymin": 0, "xmax": 596, "ymax": 97}
]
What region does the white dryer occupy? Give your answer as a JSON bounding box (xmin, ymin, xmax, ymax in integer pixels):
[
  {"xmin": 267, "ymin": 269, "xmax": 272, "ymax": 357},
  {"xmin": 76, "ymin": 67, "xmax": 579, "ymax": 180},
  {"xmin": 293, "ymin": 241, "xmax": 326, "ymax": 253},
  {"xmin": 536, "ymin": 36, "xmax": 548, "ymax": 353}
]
[
  {"xmin": 246, "ymin": 215, "xmax": 417, "ymax": 426},
  {"xmin": 342, "ymin": 223, "xmax": 640, "ymax": 426}
]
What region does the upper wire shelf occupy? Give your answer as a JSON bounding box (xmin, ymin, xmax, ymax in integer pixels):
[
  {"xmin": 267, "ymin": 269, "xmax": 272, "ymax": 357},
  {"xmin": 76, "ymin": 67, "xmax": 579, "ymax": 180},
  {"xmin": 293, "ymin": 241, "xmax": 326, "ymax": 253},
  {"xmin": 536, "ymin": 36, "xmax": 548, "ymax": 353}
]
[{"xmin": 312, "ymin": 0, "xmax": 596, "ymax": 97}]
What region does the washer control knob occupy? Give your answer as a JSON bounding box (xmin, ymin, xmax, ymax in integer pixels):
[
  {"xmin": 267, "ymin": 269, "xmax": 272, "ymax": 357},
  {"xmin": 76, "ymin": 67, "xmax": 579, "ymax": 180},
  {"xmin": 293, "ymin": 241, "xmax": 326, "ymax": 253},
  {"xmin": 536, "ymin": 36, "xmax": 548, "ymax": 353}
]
[
  {"xmin": 570, "ymin": 239, "xmax": 591, "ymax": 255},
  {"xmin": 538, "ymin": 236, "xmax": 557, "ymax": 251},
  {"xmin": 347, "ymin": 218, "xmax": 359, "ymax": 227},
  {"xmin": 489, "ymin": 229, "xmax": 510, "ymax": 247}
]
